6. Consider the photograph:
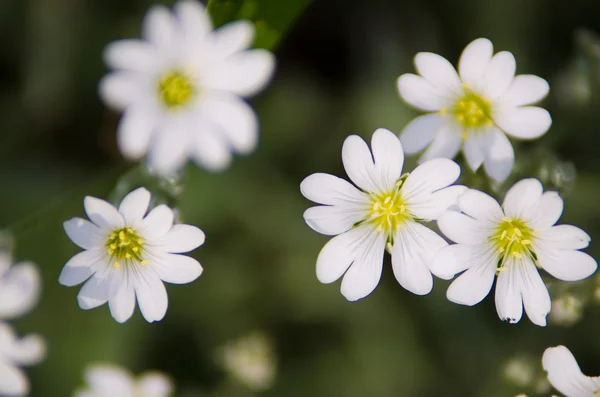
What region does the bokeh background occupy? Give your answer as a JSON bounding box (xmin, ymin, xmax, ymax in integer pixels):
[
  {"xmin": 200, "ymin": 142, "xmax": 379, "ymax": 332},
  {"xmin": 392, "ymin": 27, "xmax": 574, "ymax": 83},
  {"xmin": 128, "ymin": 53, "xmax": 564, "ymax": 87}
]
[{"xmin": 2, "ymin": 0, "xmax": 600, "ymax": 396}]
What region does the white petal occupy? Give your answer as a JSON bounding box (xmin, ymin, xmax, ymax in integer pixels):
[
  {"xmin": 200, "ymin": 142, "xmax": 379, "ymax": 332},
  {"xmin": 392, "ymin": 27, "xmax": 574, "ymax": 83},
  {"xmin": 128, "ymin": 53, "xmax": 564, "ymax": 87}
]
[
  {"xmin": 431, "ymin": 244, "xmax": 472, "ymax": 280},
  {"xmin": 537, "ymin": 224, "xmax": 590, "ymax": 250},
  {"xmin": 526, "ymin": 191, "xmax": 563, "ymax": 230},
  {"xmin": 200, "ymin": 92, "xmax": 258, "ymax": 154},
  {"xmin": 77, "ymin": 271, "xmax": 116, "ymax": 310},
  {"xmin": 392, "ymin": 223, "xmax": 447, "ymax": 294},
  {"xmin": 118, "ymin": 187, "xmax": 151, "ymax": 226},
  {"xmin": 494, "ymin": 106, "xmax": 552, "ymax": 140},
  {"xmin": 161, "ymin": 224, "xmax": 205, "ymax": 253},
  {"xmin": 84, "ymin": 196, "xmax": 124, "ymax": 230},
  {"xmin": 414, "ymin": 52, "xmax": 461, "ymax": 95},
  {"xmin": 463, "ymin": 134, "xmax": 486, "ymax": 171},
  {"xmin": 64, "ymin": 218, "xmax": 102, "ymax": 250},
  {"xmin": 191, "ymin": 128, "xmax": 232, "ymax": 172},
  {"xmin": 483, "ymin": 128, "xmax": 515, "ymax": 182},
  {"xmin": 418, "ymin": 124, "xmax": 462, "ymax": 163},
  {"xmin": 211, "ymin": 20, "xmax": 254, "ymax": 59},
  {"xmin": 457, "ymin": 189, "xmax": 504, "ymax": 224},
  {"xmin": 136, "ymin": 372, "xmax": 173, "ymax": 397},
  {"xmin": 542, "ymin": 346, "xmax": 600, "ymax": 397},
  {"xmin": 495, "ymin": 260, "xmax": 523, "ymax": 323},
  {"xmin": 408, "ymin": 185, "xmax": 467, "ymax": 221},
  {"xmin": 103, "ymin": 40, "xmax": 156, "ymax": 72},
  {"xmin": 141, "ymin": 205, "xmax": 174, "ymax": 239},
  {"xmin": 154, "ymin": 254, "xmax": 203, "ymax": 284},
  {"xmin": 117, "ymin": 106, "xmax": 156, "ymax": 160},
  {"xmin": 483, "ymin": 51, "xmax": 516, "ymax": 98},
  {"xmin": 447, "ymin": 248, "xmax": 498, "ymax": 305},
  {"xmin": 315, "ymin": 224, "xmax": 374, "ymax": 285},
  {"xmin": 341, "ymin": 134, "xmax": 379, "ymax": 193},
  {"xmin": 7, "ymin": 333, "xmax": 45, "ymax": 365},
  {"xmin": 371, "ymin": 128, "xmax": 405, "ymax": 192},
  {"xmin": 519, "ymin": 258, "xmax": 551, "ymax": 326},
  {"xmin": 0, "ymin": 262, "xmax": 40, "ymax": 320},
  {"xmin": 58, "ymin": 249, "xmax": 104, "ymax": 287},
  {"xmin": 502, "ymin": 178, "xmax": 543, "ymax": 219},
  {"xmin": 458, "ymin": 38, "xmax": 493, "ymax": 87},
  {"xmin": 108, "ymin": 280, "xmax": 135, "ymax": 324},
  {"xmin": 85, "ymin": 365, "xmax": 135, "ymax": 395},
  {"xmin": 501, "ymin": 75, "xmax": 550, "ymax": 107},
  {"xmin": 135, "ymin": 274, "xmax": 168, "ymax": 323},
  {"xmin": 204, "ymin": 50, "xmax": 275, "ymax": 97},
  {"xmin": 402, "ymin": 158, "xmax": 461, "ymax": 202},
  {"xmin": 0, "ymin": 361, "xmax": 28, "ymax": 396},
  {"xmin": 396, "ymin": 74, "xmax": 450, "ymax": 111},
  {"xmin": 437, "ymin": 211, "xmax": 489, "ymax": 245},
  {"xmin": 536, "ymin": 248, "xmax": 597, "ymax": 282},
  {"xmin": 340, "ymin": 230, "xmax": 386, "ymax": 301},
  {"xmin": 300, "ymin": 173, "xmax": 369, "ymax": 206},
  {"xmin": 142, "ymin": 5, "xmax": 176, "ymax": 49},
  {"xmin": 175, "ymin": 0, "xmax": 211, "ymax": 40},
  {"xmin": 98, "ymin": 72, "xmax": 142, "ymax": 110},
  {"xmin": 399, "ymin": 113, "xmax": 444, "ymax": 154},
  {"xmin": 148, "ymin": 127, "xmax": 188, "ymax": 176},
  {"xmin": 303, "ymin": 205, "xmax": 367, "ymax": 236}
]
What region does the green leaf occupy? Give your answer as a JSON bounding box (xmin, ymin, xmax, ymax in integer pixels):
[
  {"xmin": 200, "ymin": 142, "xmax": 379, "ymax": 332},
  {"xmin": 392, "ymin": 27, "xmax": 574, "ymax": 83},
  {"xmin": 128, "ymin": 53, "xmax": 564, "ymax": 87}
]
[{"xmin": 207, "ymin": 0, "xmax": 312, "ymax": 50}]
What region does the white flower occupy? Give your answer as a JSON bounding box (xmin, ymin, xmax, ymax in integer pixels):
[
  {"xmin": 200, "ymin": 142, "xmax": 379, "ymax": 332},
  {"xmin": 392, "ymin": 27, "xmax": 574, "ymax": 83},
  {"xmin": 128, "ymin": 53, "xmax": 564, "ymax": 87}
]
[
  {"xmin": 100, "ymin": 0, "xmax": 275, "ymax": 175},
  {"xmin": 0, "ymin": 323, "xmax": 45, "ymax": 396},
  {"xmin": 397, "ymin": 38, "xmax": 551, "ymax": 182},
  {"xmin": 0, "ymin": 252, "xmax": 40, "ymax": 321},
  {"xmin": 74, "ymin": 365, "xmax": 173, "ymax": 397},
  {"xmin": 60, "ymin": 187, "xmax": 205, "ymax": 323},
  {"xmin": 542, "ymin": 345, "xmax": 600, "ymax": 397},
  {"xmin": 435, "ymin": 178, "xmax": 597, "ymax": 326},
  {"xmin": 300, "ymin": 128, "xmax": 466, "ymax": 301}
]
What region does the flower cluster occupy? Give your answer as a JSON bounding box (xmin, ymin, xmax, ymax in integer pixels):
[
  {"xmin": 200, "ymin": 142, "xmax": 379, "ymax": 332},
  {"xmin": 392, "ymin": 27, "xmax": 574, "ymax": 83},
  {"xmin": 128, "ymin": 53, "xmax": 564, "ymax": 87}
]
[{"xmin": 1, "ymin": 0, "xmax": 598, "ymax": 393}]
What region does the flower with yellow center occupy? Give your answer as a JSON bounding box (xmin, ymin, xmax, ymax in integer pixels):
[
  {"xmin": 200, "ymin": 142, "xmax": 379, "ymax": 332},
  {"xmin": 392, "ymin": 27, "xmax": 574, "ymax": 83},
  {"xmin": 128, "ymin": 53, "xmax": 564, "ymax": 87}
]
[
  {"xmin": 61, "ymin": 187, "xmax": 206, "ymax": 323},
  {"xmin": 543, "ymin": 345, "xmax": 600, "ymax": 397},
  {"xmin": 435, "ymin": 179, "xmax": 597, "ymax": 326},
  {"xmin": 99, "ymin": 0, "xmax": 275, "ymax": 175},
  {"xmin": 74, "ymin": 364, "xmax": 173, "ymax": 397},
  {"xmin": 397, "ymin": 38, "xmax": 552, "ymax": 182},
  {"xmin": 300, "ymin": 128, "xmax": 466, "ymax": 301}
]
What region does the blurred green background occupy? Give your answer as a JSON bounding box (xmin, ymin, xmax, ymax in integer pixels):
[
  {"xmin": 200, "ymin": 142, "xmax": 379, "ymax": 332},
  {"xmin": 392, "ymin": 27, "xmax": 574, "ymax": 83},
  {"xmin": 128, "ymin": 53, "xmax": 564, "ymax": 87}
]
[{"xmin": 2, "ymin": 0, "xmax": 600, "ymax": 396}]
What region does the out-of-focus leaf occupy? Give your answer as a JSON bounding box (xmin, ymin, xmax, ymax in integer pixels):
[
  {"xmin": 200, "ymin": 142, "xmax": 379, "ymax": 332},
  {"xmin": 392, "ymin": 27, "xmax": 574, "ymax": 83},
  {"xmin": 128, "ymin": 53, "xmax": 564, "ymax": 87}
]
[{"xmin": 207, "ymin": 0, "xmax": 312, "ymax": 49}]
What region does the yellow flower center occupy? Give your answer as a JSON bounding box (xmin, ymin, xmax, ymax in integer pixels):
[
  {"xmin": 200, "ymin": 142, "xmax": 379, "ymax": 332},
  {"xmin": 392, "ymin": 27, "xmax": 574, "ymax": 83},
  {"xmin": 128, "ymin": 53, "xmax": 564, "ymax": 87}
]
[
  {"xmin": 158, "ymin": 70, "xmax": 195, "ymax": 108},
  {"xmin": 491, "ymin": 217, "xmax": 536, "ymax": 271},
  {"xmin": 449, "ymin": 88, "xmax": 493, "ymax": 132},
  {"xmin": 105, "ymin": 227, "xmax": 149, "ymax": 268},
  {"xmin": 368, "ymin": 180, "xmax": 410, "ymax": 235}
]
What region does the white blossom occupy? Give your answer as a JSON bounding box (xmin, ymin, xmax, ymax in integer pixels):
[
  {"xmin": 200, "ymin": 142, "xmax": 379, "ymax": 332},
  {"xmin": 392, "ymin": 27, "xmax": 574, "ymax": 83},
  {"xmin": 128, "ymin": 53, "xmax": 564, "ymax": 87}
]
[
  {"xmin": 60, "ymin": 187, "xmax": 205, "ymax": 323},
  {"xmin": 0, "ymin": 323, "xmax": 45, "ymax": 396},
  {"xmin": 74, "ymin": 365, "xmax": 172, "ymax": 397},
  {"xmin": 543, "ymin": 345, "xmax": 600, "ymax": 397},
  {"xmin": 397, "ymin": 38, "xmax": 551, "ymax": 182}
]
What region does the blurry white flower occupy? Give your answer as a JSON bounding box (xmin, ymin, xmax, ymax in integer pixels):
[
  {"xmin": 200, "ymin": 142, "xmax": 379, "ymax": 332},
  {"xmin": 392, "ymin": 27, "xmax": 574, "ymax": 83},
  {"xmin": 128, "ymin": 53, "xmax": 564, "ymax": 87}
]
[
  {"xmin": 0, "ymin": 252, "xmax": 40, "ymax": 320},
  {"xmin": 218, "ymin": 331, "xmax": 277, "ymax": 391},
  {"xmin": 504, "ymin": 356, "xmax": 535, "ymax": 387},
  {"xmin": 60, "ymin": 187, "xmax": 205, "ymax": 323},
  {"xmin": 0, "ymin": 323, "xmax": 45, "ymax": 396},
  {"xmin": 300, "ymin": 128, "xmax": 465, "ymax": 301},
  {"xmin": 543, "ymin": 345, "xmax": 600, "ymax": 397},
  {"xmin": 435, "ymin": 178, "xmax": 597, "ymax": 326},
  {"xmin": 100, "ymin": 0, "xmax": 275, "ymax": 175},
  {"xmin": 74, "ymin": 365, "xmax": 172, "ymax": 397},
  {"xmin": 549, "ymin": 294, "xmax": 583, "ymax": 326},
  {"xmin": 397, "ymin": 38, "xmax": 551, "ymax": 182}
]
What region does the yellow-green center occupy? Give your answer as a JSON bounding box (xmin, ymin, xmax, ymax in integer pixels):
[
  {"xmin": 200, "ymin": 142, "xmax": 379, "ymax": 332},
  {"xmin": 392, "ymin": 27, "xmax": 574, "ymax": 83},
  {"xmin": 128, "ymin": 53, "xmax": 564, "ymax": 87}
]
[
  {"xmin": 368, "ymin": 181, "xmax": 410, "ymax": 235},
  {"xmin": 105, "ymin": 227, "xmax": 148, "ymax": 268},
  {"xmin": 491, "ymin": 217, "xmax": 536, "ymax": 270},
  {"xmin": 158, "ymin": 71, "xmax": 195, "ymax": 108},
  {"xmin": 449, "ymin": 89, "xmax": 493, "ymax": 130}
]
